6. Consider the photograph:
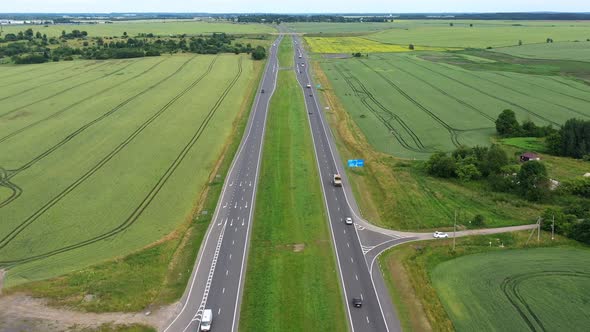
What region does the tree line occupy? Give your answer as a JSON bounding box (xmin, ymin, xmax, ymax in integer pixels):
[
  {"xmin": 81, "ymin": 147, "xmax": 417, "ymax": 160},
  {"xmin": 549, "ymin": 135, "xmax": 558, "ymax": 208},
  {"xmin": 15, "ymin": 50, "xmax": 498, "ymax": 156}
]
[{"xmin": 1, "ymin": 29, "xmax": 267, "ymax": 64}]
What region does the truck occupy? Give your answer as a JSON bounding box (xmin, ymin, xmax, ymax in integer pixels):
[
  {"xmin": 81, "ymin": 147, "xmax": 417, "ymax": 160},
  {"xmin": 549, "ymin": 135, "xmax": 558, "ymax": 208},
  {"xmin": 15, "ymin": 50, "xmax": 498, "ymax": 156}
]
[
  {"xmin": 333, "ymin": 174, "xmax": 342, "ymax": 187},
  {"xmin": 200, "ymin": 309, "xmax": 212, "ymax": 331}
]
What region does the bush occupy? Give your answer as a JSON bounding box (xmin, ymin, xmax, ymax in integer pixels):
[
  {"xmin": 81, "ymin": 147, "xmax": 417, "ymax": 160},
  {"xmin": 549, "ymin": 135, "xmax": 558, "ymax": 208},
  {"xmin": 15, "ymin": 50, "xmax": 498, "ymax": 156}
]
[
  {"xmin": 518, "ymin": 161, "xmax": 550, "ymax": 201},
  {"xmin": 426, "ymin": 152, "xmax": 456, "ymax": 178},
  {"xmin": 473, "ymin": 214, "xmax": 485, "ymax": 226},
  {"xmin": 251, "ymin": 46, "xmax": 266, "ymax": 60}
]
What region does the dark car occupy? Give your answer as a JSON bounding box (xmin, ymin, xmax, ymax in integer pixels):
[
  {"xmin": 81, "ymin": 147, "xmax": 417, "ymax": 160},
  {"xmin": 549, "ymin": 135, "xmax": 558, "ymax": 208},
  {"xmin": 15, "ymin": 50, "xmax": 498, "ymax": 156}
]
[
  {"xmin": 352, "ymin": 297, "xmax": 362, "ymax": 308},
  {"xmin": 261, "ymin": 89, "xmax": 265, "ymax": 93}
]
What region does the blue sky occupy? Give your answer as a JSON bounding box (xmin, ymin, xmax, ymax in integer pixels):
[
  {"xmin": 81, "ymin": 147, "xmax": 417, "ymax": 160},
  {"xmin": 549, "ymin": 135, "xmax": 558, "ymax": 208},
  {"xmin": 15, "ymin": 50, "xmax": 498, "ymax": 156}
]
[{"xmin": 2, "ymin": 0, "xmax": 589, "ymax": 13}]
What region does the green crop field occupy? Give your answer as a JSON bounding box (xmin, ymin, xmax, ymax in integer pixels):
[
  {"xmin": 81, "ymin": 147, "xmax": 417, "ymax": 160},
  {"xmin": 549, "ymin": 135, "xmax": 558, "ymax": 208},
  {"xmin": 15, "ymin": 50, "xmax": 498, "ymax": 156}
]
[
  {"xmin": 285, "ymin": 22, "xmax": 397, "ymax": 34},
  {"xmin": 432, "ymin": 247, "xmax": 590, "ymax": 332},
  {"xmin": 240, "ymin": 37, "xmax": 345, "ymax": 331},
  {"xmin": 0, "ymin": 53, "xmax": 258, "ymax": 287},
  {"xmin": 1, "ymin": 21, "xmax": 275, "ymax": 37},
  {"xmin": 494, "ymin": 41, "xmax": 590, "ymax": 62},
  {"xmin": 319, "ymin": 53, "xmax": 590, "ymax": 159},
  {"xmin": 366, "ymin": 20, "xmax": 590, "ymax": 48}
]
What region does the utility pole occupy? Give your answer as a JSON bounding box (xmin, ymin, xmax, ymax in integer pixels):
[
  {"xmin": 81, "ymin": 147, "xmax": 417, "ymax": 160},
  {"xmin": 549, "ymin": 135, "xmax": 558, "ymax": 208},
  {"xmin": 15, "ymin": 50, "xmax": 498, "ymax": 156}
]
[
  {"xmin": 453, "ymin": 210, "xmax": 457, "ymax": 251},
  {"xmin": 537, "ymin": 218, "xmax": 543, "ymax": 243},
  {"xmin": 551, "ymin": 215, "xmax": 555, "ymax": 241}
]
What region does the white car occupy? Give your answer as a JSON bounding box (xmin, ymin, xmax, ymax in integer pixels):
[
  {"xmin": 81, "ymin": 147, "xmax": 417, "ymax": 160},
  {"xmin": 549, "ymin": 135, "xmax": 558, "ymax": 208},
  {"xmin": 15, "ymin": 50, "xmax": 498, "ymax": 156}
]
[
  {"xmin": 433, "ymin": 231, "xmax": 449, "ymax": 239},
  {"xmin": 306, "ymin": 84, "xmax": 312, "ymax": 88},
  {"xmin": 345, "ymin": 217, "xmax": 353, "ymax": 225}
]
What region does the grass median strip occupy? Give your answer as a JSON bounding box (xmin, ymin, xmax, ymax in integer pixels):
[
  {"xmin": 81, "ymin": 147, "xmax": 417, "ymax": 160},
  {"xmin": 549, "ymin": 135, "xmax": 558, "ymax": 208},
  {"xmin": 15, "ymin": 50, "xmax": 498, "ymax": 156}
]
[{"xmin": 240, "ymin": 37, "xmax": 346, "ymax": 332}]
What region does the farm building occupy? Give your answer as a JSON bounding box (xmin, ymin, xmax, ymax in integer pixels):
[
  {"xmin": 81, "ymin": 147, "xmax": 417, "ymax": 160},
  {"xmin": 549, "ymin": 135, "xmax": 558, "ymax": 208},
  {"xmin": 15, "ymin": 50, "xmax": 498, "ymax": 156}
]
[{"xmin": 520, "ymin": 152, "xmax": 541, "ymax": 162}]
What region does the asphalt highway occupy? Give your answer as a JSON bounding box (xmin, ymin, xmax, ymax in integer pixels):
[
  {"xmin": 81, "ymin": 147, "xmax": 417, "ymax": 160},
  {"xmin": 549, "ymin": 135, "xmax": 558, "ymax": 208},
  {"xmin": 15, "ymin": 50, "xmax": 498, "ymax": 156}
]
[
  {"xmin": 163, "ymin": 35, "xmax": 283, "ymax": 332},
  {"xmin": 291, "ymin": 36, "xmax": 410, "ymax": 332}
]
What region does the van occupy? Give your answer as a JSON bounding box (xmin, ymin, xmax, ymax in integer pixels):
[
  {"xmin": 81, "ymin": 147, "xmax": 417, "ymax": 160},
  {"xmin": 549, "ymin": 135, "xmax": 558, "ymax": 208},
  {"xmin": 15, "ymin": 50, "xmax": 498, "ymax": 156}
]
[{"xmin": 200, "ymin": 309, "xmax": 212, "ymax": 331}]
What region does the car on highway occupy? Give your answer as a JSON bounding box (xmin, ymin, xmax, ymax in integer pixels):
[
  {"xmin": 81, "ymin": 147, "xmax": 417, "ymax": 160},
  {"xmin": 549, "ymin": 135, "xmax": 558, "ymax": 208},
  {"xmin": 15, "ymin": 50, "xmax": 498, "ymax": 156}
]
[
  {"xmin": 345, "ymin": 217, "xmax": 353, "ymax": 225},
  {"xmin": 200, "ymin": 309, "xmax": 212, "ymax": 331},
  {"xmin": 352, "ymin": 297, "xmax": 363, "ymax": 308},
  {"xmin": 301, "ymin": 63, "xmax": 305, "ymax": 67},
  {"xmin": 261, "ymin": 89, "xmax": 265, "ymax": 93},
  {"xmin": 433, "ymin": 231, "xmax": 449, "ymax": 238},
  {"xmin": 306, "ymin": 84, "xmax": 312, "ymax": 88}
]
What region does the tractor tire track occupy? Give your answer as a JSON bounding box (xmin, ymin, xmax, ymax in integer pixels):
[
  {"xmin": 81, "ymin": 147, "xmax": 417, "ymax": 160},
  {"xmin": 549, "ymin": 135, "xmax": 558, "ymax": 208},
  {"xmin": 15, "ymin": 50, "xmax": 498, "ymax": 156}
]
[
  {"xmin": 377, "ymin": 55, "xmax": 496, "ymax": 122},
  {"xmin": 0, "ymin": 60, "xmax": 140, "ymax": 119},
  {"xmin": 500, "ymin": 271, "xmax": 590, "ymax": 332},
  {"xmin": 359, "ymin": 59, "xmax": 461, "ymax": 147},
  {"xmin": 493, "ymin": 73, "xmax": 590, "ymax": 104},
  {"xmin": 478, "ymin": 72, "xmax": 590, "ymax": 119},
  {"xmin": 0, "ymin": 55, "xmax": 202, "ymax": 210},
  {"xmin": 0, "ymin": 57, "xmax": 168, "ymax": 145},
  {"xmin": 0, "ymin": 60, "xmax": 111, "ymax": 104},
  {"xmin": 0, "ymin": 54, "xmax": 214, "ymax": 252},
  {"xmin": 0, "ymin": 57, "xmax": 243, "ymax": 267},
  {"xmin": 0, "ymin": 167, "xmax": 22, "ymax": 208},
  {"xmin": 3, "ymin": 57, "xmax": 181, "ymax": 180},
  {"xmin": 405, "ymin": 56, "xmax": 560, "ymax": 126},
  {"xmin": 333, "ymin": 64, "xmax": 429, "ymax": 153},
  {"xmin": 547, "ymin": 77, "xmax": 590, "ymax": 94},
  {"xmin": 0, "ymin": 61, "xmax": 85, "ymax": 89}
]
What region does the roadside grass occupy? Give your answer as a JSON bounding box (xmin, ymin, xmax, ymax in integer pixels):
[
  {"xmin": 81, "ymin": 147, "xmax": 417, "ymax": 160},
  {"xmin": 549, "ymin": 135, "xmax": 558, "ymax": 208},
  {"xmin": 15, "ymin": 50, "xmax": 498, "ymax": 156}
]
[
  {"xmin": 278, "ymin": 36, "xmax": 294, "ymax": 67},
  {"xmin": 79, "ymin": 324, "xmax": 156, "ymax": 332},
  {"xmin": 3, "ymin": 57, "xmax": 265, "ymax": 312},
  {"xmin": 312, "ymin": 60, "xmax": 541, "ymax": 230},
  {"xmin": 378, "ymin": 231, "xmax": 583, "ymax": 332},
  {"xmin": 240, "ymin": 39, "xmax": 346, "ymax": 331}
]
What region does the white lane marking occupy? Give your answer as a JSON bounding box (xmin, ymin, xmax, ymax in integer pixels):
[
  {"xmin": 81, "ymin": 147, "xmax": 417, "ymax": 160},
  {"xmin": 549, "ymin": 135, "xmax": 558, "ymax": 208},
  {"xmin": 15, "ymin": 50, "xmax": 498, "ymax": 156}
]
[
  {"xmin": 223, "ymin": 288, "xmax": 225, "ymax": 294},
  {"xmin": 219, "ymin": 308, "xmax": 222, "ymax": 315},
  {"xmin": 229, "ymin": 254, "xmax": 232, "ymax": 260},
  {"xmin": 249, "ymin": 181, "xmax": 252, "ymax": 187},
  {"xmin": 351, "ymin": 257, "xmax": 354, "ymax": 263},
  {"xmin": 245, "ymin": 202, "xmax": 248, "ymax": 209},
  {"xmin": 229, "ymin": 182, "xmax": 233, "ymax": 187},
  {"xmin": 344, "ymin": 229, "xmax": 346, "ymax": 234},
  {"xmin": 223, "ymin": 202, "xmax": 228, "ymax": 208},
  {"xmin": 366, "ymin": 316, "xmax": 370, "ymax": 324},
  {"xmin": 355, "ymin": 274, "xmax": 359, "ymax": 281},
  {"xmin": 361, "ymin": 293, "xmax": 364, "ymax": 300},
  {"xmin": 235, "ymin": 227, "xmax": 238, "ymax": 232},
  {"xmin": 242, "ymin": 219, "xmax": 245, "ymax": 226},
  {"xmin": 230, "ymin": 37, "xmax": 283, "ymax": 332},
  {"xmin": 347, "ymin": 243, "xmax": 350, "ymax": 248},
  {"xmin": 234, "ymin": 202, "xmax": 237, "ymax": 208},
  {"xmin": 179, "ymin": 219, "xmax": 227, "ymax": 332},
  {"xmin": 230, "ymin": 219, "xmax": 234, "ymax": 227},
  {"xmin": 226, "ymin": 270, "xmax": 229, "ymax": 276},
  {"xmin": 295, "ymin": 53, "xmax": 356, "ymax": 332},
  {"xmin": 239, "ymin": 181, "xmax": 243, "ymax": 187},
  {"xmin": 232, "ymin": 240, "xmax": 235, "ymax": 245}
]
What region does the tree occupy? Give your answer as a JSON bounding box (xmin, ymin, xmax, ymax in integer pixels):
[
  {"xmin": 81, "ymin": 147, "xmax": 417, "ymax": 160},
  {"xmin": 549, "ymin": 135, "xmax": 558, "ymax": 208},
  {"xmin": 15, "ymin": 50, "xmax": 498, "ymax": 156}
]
[
  {"xmin": 480, "ymin": 144, "xmax": 509, "ymax": 176},
  {"xmin": 518, "ymin": 40, "xmax": 523, "ymax": 46},
  {"xmin": 456, "ymin": 163, "xmax": 481, "ymax": 181},
  {"xmin": 469, "ymin": 23, "xmax": 474, "ymax": 27},
  {"xmin": 473, "ymin": 214, "xmax": 485, "ymax": 226},
  {"xmin": 4, "ymin": 33, "xmax": 17, "ymax": 41},
  {"xmin": 518, "ymin": 161, "xmax": 549, "ymax": 201},
  {"xmin": 35, "ymin": 31, "xmax": 42, "ymax": 39},
  {"xmin": 495, "ymin": 109, "xmax": 520, "ymax": 137},
  {"xmin": 449, "ymin": 23, "xmax": 454, "ymax": 27},
  {"xmin": 571, "ymin": 219, "xmax": 590, "ymax": 245},
  {"xmin": 408, "ymin": 44, "xmax": 414, "ymax": 50},
  {"xmin": 426, "ymin": 152, "xmax": 457, "ymax": 178},
  {"xmin": 251, "ymin": 45, "xmax": 266, "ymax": 60}
]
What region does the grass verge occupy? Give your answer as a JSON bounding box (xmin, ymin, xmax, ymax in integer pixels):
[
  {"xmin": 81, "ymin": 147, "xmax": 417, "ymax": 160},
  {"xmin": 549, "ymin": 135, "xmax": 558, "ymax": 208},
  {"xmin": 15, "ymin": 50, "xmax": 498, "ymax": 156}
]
[
  {"xmin": 378, "ymin": 232, "xmax": 586, "ymax": 331},
  {"xmin": 4, "ymin": 57, "xmax": 266, "ymax": 313},
  {"xmin": 239, "ymin": 39, "xmax": 346, "ymax": 331},
  {"xmin": 311, "ymin": 60, "xmax": 541, "ymax": 230}
]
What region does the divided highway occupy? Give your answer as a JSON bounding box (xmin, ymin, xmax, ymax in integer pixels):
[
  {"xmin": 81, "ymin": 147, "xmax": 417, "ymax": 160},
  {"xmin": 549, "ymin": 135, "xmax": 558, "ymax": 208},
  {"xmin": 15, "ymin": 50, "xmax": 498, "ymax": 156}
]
[
  {"xmin": 163, "ymin": 35, "xmax": 282, "ymax": 332},
  {"xmin": 291, "ymin": 36, "xmax": 413, "ymax": 332}
]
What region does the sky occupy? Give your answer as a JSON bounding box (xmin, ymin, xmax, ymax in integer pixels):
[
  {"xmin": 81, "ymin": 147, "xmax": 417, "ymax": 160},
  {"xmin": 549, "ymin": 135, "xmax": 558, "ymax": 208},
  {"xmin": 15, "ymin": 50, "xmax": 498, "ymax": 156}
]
[{"xmin": 2, "ymin": 0, "xmax": 589, "ymax": 14}]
